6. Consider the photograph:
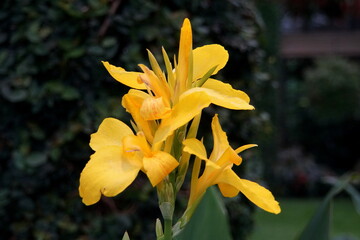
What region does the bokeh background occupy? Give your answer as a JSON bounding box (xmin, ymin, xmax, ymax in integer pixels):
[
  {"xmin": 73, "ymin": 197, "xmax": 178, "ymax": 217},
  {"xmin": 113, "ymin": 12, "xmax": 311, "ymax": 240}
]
[{"xmin": 1, "ymin": 0, "xmax": 359, "ymax": 239}]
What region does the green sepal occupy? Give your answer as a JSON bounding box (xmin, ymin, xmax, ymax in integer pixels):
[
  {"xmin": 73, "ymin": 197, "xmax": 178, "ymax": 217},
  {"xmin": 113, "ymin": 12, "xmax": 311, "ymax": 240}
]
[
  {"xmin": 155, "ymin": 218, "xmax": 164, "ymax": 238},
  {"xmin": 195, "ymin": 65, "xmax": 218, "ymax": 87},
  {"xmin": 162, "ymin": 47, "xmax": 175, "ymax": 91}
]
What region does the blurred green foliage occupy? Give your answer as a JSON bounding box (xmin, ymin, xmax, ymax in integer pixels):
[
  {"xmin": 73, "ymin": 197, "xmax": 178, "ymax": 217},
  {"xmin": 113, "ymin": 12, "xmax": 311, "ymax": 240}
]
[
  {"xmin": 277, "ymin": 56, "xmax": 360, "ymax": 184},
  {"xmin": 252, "ymin": 0, "xmax": 360, "ymax": 197},
  {"xmin": 0, "ymin": 0, "xmax": 265, "ymax": 239},
  {"xmin": 301, "ymin": 57, "xmax": 360, "ymax": 173},
  {"xmin": 304, "ymin": 57, "xmax": 360, "ymax": 124}
]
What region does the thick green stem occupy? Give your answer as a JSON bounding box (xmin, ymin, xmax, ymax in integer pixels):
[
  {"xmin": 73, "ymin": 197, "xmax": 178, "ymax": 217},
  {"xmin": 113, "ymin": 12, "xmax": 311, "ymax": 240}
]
[
  {"xmin": 163, "ymin": 218, "xmax": 173, "ymax": 240},
  {"xmin": 158, "ymin": 179, "xmax": 175, "ymax": 240}
]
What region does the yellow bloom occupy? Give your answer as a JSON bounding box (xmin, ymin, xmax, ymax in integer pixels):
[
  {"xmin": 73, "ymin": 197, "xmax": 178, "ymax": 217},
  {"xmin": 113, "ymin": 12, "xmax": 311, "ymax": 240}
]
[
  {"xmin": 102, "ymin": 18, "xmax": 254, "ymax": 145},
  {"xmin": 79, "ymin": 118, "xmax": 178, "ymax": 205},
  {"xmin": 183, "ymin": 115, "xmax": 281, "ymax": 214},
  {"xmin": 79, "ymin": 18, "xmax": 268, "ymax": 216}
]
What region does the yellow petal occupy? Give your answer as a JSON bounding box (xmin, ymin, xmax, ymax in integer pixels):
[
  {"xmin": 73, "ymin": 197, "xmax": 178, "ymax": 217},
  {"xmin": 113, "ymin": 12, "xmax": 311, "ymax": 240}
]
[
  {"xmin": 102, "ymin": 61, "xmax": 146, "ymax": 89},
  {"xmin": 183, "ymin": 138, "xmax": 208, "ymax": 160},
  {"xmin": 176, "ymin": 18, "xmax": 193, "ymax": 97},
  {"xmin": 122, "ymin": 90, "xmax": 155, "ymax": 143},
  {"xmin": 143, "ymin": 151, "xmax": 179, "ymax": 186},
  {"xmin": 154, "ymin": 91, "xmax": 211, "ymax": 143},
  {"xmin": 218, "ymin": 183, "xmax": 239, "ymax": 197},
  {"xmin": 209, "ymin": 115, "xmax": 230, "ymax": 162},
  {"xmin": 122, "ymin": 133, "xmax": 152, "ymax": 156},
  {"xmin": 217, "ymin": 169, "xmax": 281, "ymax": 214},
  {"xmin": 203, "ymin": 79, "xmax": 251, "ymax": 103},
  {"xmin": 210, "ymin": 116, "xmax": 252, "ymax": 166},
  {"xmin": 194, "ymin": 161, "xmax": 221, "ymax": 198},
  {"xmin": 217, "ymin": 147, "xmax": 243, "ymax": 166},
  {"xmin": 235, "ymin": 144, "xmax": 258, "ymax": 154},
  {"xmin": 192, "ymin": 44, "xmax": 229, "ymax": 81},
  {"xmin": 140, "ymin": 96, "xmax": 172, "ymax": 120},
  {"xmin": 147, "ymin": 49, "xmax": 169, "ymax": 89},
  {"xmin": 180, "ymin": 87, "xmax": 254, "ymax": 110},
  {"xmin": 79, "ymin": 146, "xmax": 142, "ymax": 205},
  {"xmin": 138, "ymin": 64, "xmax": 171, "ymax": 105},
  {"xmin": 89, "ymin": 118, "xmax": 134, "ymax": 151}
]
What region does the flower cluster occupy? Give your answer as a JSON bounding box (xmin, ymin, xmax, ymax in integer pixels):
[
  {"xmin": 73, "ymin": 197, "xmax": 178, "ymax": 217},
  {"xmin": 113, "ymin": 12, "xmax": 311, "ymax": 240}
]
[{"xmin": 79, "ymin": 18, "xmax": 280, "ymax": 238}]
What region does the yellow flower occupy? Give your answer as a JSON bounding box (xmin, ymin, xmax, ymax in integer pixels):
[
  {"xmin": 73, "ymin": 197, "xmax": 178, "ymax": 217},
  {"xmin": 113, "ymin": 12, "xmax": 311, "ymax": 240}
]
[
  {"xmin": 102, "ymin": 18, "xmax": 254, "ymax": 145},
  {"xmin": 183, "ymin": 115, "xmax": 281, "ymax": 214},
  {"xmin": 79, "ymin": 18, "xmax": 267, "ymax": 214},
  {"xmin": 79, "ymin": 118, "xmax": 178, "ymax": 205}
]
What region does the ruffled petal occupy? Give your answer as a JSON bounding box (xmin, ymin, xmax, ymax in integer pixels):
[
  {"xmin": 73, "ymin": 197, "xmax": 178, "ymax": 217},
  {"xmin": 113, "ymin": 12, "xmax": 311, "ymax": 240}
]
[
  {"xmin": 138, "ymin": 64, "xmax": 171, "ymax": 105},
  {"xmin": 122, "ymin": 90, "xmax": 155, "ymax": 143},
  {"xmin": 217, "ymin": 169, "xmax": 281, "ymax": 214},
  {"xmin": 122, "ymin": 132, "xmax": 152, "ymax": 156},
  {"xmin": 140, "ymin": 96, "xmax": 172, "ymax": 120},
  {"xmin": 180, "ymin": 87, "xmax": 254, "ymax": 110},
  {"xmin": 89, "ymin": 118, "xmax": 134, "ymax": 151},
  {"xmin": 154, "ymin": 91, "xmax": 211, "ymax": 143},
  {"xmin": 143, "ymin": 151, "xmax": 179, "ymax": 186},
  {"xmin": 79, "ymin": 146, "xmax": 142, "ymax": 205},
  {"xmin": 202, "ymin": 79, "xmax": 251, "ymax": 103},
  {"xmin": 183, "ymin": 138, "xmax": 208, "ymax": 160},
  {"xmin": 102, "ymin": 61, "xmax": 146, "ymax": 89},
  {"xmin": 193, "ymin": 44, "xmax": 228, "ymax": 81}
]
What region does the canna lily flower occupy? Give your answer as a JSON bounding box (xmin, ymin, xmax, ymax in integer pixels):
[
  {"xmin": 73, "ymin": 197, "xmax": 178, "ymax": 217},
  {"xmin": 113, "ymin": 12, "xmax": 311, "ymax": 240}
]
[
  {"xmin": 79, "ymin": 118, "xmax": 178, "ymax": 205},
  {"xmin": 183, "ymin": 115, "xmax": 281, "ymax": 214},
  {"xmin": 79, "ymin": 17, "xmax": 279, "ymax": 238},
  {"xmin": 102, "ymin": 18, "xmax": 254, "ymax": 145}
]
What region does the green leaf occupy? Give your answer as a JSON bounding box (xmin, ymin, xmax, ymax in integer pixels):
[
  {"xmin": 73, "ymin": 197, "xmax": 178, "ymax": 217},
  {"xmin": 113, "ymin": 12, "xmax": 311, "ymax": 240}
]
[
  {"xmin": 26, "ymin": 152, "xmax": 47, "ymax": 167},
  {"xmin": 62, "ymin": 86, "xmax": 80, "ymax": 100},
  {"xmin": 298, "ymin": 176, "xmax": 352, "ymax": 240},
  {"xmin": 26, "ymin": 21, "xmax": 41, "ymax": 43},
  {"xmin": 175, "ymin": 187, "xmax": 232, "ymax": 240},
  {"xmin": 345, "ymin": 184, "xmax": 360, "ymax": 215},
  {"xmin": 101, "ymin": 37, "xmax": 116, "ymax": 48},
  {"xmin": 65, "ymin": 48, "xmax": 85, "ymax": 59}
]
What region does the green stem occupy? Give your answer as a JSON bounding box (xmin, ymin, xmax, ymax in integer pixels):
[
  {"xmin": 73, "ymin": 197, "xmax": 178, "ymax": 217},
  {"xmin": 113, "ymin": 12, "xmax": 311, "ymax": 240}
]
[
  {"xmin": 164, "ymin": 218, "xmax": 173, "ymax": 240},
  {"xmin": 157, "ymin": 180, "xmax": 175, "ymax": 240}
]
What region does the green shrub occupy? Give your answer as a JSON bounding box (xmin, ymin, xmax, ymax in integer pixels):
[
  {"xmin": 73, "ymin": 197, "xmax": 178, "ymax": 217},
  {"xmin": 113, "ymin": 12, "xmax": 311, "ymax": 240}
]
[
  {"xmin": 0, "ymin": 0, "xmax": 264, "ymax": 239},
  {"xmin": 304, "ymin": 57, "xmax": 360, "ymax": 124}
]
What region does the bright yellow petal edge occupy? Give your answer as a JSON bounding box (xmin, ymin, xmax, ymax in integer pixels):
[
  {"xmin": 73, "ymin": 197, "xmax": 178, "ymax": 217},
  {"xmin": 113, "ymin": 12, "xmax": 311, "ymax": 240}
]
[
  {"xmin": 192, "ymin": 44, "xmax": 229, "ymax": 81},
  {"xmin": 183, "ymin": 115, "xmax": 281, "ymax": 214},
  {"xmin": 217, "ymin": 169, "xmax": 281, "ymax": 214},
  {"xmin": 89, "ymin": 117, "xmax": 134, "ymax": 151},
  {"xmin": 79, "ymin": 146, "xmax": 142, "ymax": 205},
  {"xmin": 79, "ymin": 117, "xmax": 180, "ymax": 205},
  {"xmin": 102, "ymin": 61, "xmax": 146, "ymax": 90}
]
